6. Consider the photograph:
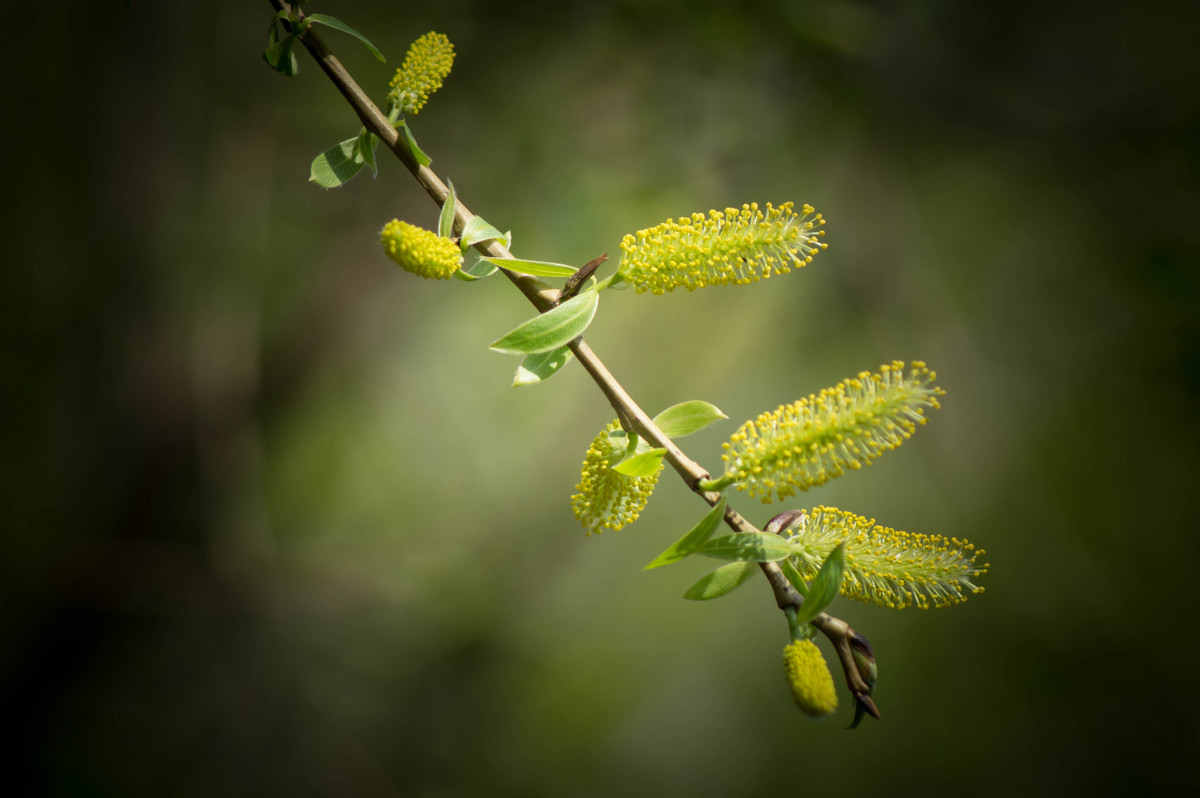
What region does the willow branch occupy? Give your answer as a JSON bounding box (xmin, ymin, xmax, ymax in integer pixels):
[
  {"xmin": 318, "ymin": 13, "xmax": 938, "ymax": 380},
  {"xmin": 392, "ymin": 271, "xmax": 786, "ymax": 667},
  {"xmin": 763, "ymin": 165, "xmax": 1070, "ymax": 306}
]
[{"xmin": 267, "ymin": 0, "xmax": 868, "ymax": 702}]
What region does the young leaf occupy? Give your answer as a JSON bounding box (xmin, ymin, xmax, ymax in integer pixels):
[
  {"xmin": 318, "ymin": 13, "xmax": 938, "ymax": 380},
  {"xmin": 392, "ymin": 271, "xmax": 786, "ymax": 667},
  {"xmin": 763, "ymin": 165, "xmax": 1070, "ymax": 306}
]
[
  {"xmin": 439, "ymin": 181, "xmax": 457, "ymax": 239},
  {"xmin": 479, "ymin": 257, "xmax": 577, "ymax": 278},
  {"xmin": 488, "ymin": 291, "xmax": 599, "ymax": 355},
  {"xmin": 612, "ymin": 448, "xmax": 666, "ymax": 477},
  {"xmin": 652, "ymin": 401, "xmax": 728, "ymax": 439},
  {"xmin": 792, "ymin": 543, "xmax": 846, "ymax": 625},
  {"xmin": 459, "ymin": 216, "xmax": 509, "ymax": 250},
  {"xmin": 263, "ymin": 30, "xmax": 299, "ymax": 76},
  {"xmin": 695, "ymin": 533, "xmax": 794, "ymax": 563},
  {"xmin": 512, "ymin": 345, "xmax": 574, "ymax": 387},
  {"xmin": 453, "ymin": 251, "xmax": 498, "ymax": 282},
  {"xmin": 303, "ymin": 14, "xmax": 386, "ymax": 62},
  {"xmin": 310, "ymin": 137, "xmax": 365, "ymax": 188},
  {"xmin": 355, "ymin": 129, "xmax": 378, "ymax": 177},
  {"xmin": 643, "ymin": 495, "xmax": 727, "ymax": 570},
  {"xmin": 683, "ymin": 562, "xmax": 757, "ymax": 601},
  {"xmin": 781, "ymin": 558, "xmax": 810, "ymax": 597},
  {"xmin": 396, "ymin": 122, "xmax": 431, "ymax": 167}
]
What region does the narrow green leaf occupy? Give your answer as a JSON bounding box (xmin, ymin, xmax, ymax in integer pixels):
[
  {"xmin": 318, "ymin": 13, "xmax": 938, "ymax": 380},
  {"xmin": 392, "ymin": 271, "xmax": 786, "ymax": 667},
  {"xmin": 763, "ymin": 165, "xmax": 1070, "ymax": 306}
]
[
  {"xmin": 643, "ymin": 495, "xmax": 727, "ymax": 570},
  {"xmin": 304, "ymin": 14, "xmax": 386, "ymax": 62},
  {"xmin": 355, "ymin": 129, "xmax": 378, "ymax": 177},
  {"xmin": 263, "ymin": 31, "xmax": 299, "ymax": 76},
  {"xmin": 398, "ymin": 122, "xmax": 431, "ymax": 167},
  {"xmin": 652, "ymin": 401, "xmax": 728, "ymax": 439},
  {"xmin": 683, "ymin": 562, "xmax": 757, "ymax": 600},
  {"xmin": 459, "ymin": 216, "xmax": 508, "ymax": 249},
  {"xmin": 309, "ymin": 137, "xmax": 365, "ymax": 188},
  {"xmin": 792, "ymin": 543, "xmax": 846, "ymax": 625},
  {"xmin": 612, "ymin": 448, "xmax": 666, "ymax": 477},
  {"xmin": 781, "ymin": 558, "xmax": 810, "ymax": 597},
  {"xmin": 479, "ymin": 257, "xmax": 577, "ymax": 278},
  {"xmin": 488, "ymin": 291, "xmax": 599, "ymax": 355},
  {"xmin": 439, "ymin": 180, "xmax": 457, "ymax": 239},
  {"xmin": 512, "ymin": 345, "xmax": 574, "ymax": 387},
  {"xmin": 453, "ymin": 251, "xmax": 498, "ymax": 282},
  {"xmin": 695, "ymin": 533, "xmax": 794, "ymax": 563}
]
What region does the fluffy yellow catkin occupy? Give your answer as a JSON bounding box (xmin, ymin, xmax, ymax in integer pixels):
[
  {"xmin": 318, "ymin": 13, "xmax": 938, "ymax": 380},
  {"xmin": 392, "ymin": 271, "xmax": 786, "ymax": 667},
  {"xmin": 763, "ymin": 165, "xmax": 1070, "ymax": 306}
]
[
  {"xmin": 380, "ymin": 220, "xmax": 463, "ymax": 280},
  {"xmin": 720, "ymin": 361, "xmax": 943, "ymax": 502},
  {"xmin": 616, "ymin": 201, "xmax": 826, "ymax": 294},
  {"xmin": 782, "ymin": 639, "xmax": 838, "ymax": 718},
  {"xmin": 387, "ymin": 32, "xmax": 455, "ymax": 115},
  {"xmin": 784, "ymin": 506, "xmax": 988, "ymax": 610},
  {"xmin": 571, "ymin": 420, "xmax": 663, "ymax": 534}
]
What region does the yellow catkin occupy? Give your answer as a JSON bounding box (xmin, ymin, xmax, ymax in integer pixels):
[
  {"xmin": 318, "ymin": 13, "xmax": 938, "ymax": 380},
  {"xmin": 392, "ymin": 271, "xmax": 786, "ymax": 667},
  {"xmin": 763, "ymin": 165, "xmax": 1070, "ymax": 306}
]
[
  {"xmin": 783, "ymin": 506, "xmax": 989, "ymax": 610},
  {"xmin": 783, "ymin": 639, "xmax": 838, "ymax": 718},
  {"xmin": 720, "ymin": 361, "xmax": 943, "ymax": 502},
  {"xmin": 616, "ymin": 202, "xmax": 826, "ymax": 294},
  {"xmin": 380, "ymin": 219, "xmax": 463, "ymax": 280},
  {"xmin": 571, "ymin": 420, "xmax": 663, "ymax": 534},
  {"xmin": 387, "ymin": 32, "xmax": 455, "ymax": 115}
]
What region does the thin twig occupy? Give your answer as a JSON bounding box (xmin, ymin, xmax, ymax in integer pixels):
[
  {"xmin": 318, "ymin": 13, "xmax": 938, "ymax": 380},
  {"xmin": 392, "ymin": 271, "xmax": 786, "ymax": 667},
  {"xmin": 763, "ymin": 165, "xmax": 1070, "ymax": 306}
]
[{"xmin": 267, "ymin": 0, "xmax": 868, "ymax": 708}]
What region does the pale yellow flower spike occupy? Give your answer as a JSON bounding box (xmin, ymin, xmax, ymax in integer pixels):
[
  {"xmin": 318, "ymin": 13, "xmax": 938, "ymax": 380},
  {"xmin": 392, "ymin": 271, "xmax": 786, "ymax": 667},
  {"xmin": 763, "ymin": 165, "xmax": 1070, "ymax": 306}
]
[
  {"xmin": 571, "ymin": 420, "xmax": 663, "ymax": 534},
  {"xmin": 387, "ymin": 32, "xmax": 455, "ymax": 116},
  {"xmin": 784, "ymin": 506, "xmax": 989, "ymax": 610},
  {"xmin": 616, "ymin": 201, "xmax": 827, "ymax": 294},
  {"xmin": 380, "ymin": 219, "xmax": 463, "ymax": 280},
  {"xmin": 782, "ymin": 639, "xmax": 838, "ymax": 718},
  {"xmin": 719, "ymin": 361, "xmax": 944, "ymax": 502}
]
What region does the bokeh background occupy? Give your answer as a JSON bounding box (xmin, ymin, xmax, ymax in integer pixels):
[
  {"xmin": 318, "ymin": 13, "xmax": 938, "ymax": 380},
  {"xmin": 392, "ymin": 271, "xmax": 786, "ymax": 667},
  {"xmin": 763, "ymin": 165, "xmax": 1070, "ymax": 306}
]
[{"xmin": 6, "ymin": 0, "xmax": 1199, "ymax": 794}]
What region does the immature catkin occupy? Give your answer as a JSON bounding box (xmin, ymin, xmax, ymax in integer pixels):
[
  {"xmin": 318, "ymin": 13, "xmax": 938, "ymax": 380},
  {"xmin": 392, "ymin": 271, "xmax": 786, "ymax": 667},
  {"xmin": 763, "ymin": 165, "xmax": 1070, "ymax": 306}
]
[
  {"xmin": 387, "ymin": 32, "xmax": 455, "ymax": 115},
  {"xmin": 720, "ymin": 361, "xmax": 943, "ymax": 502},
  {"xmin": 616, "ymin": 201, "xmax": 826, "ymax": 294},
  {"xmin": 783, "ymin": 506, "xmax": 988, "ymax": 610},
  {"xmin": 571, "ymin": 420, "xmax": 663, "ymax": 534},
  {"xmin": 782, "ymin": 639, "xmax": 838, "ymax": 718},
  {"xmin": 380, "ymin": 219, "xmax": 463, "ymax": 279}
]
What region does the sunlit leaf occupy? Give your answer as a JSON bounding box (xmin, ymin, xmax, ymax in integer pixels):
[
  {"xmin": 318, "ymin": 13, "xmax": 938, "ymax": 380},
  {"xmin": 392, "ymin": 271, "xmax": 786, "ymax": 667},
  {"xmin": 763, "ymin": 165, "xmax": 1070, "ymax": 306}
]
[
  {"xmin": 309, "ymin": 137, "xmax": 364, "ymax": 188},
  {"xmin": 612, "ymin": 448, "xmax": 666, "ymax": 477},
  {"xmin": 683, "ymin": 562, "xmax": 757, "ymax": 600},
  {"xmin": 439, "ymin": 180, "xmax": 457, "ymax": 239},
  {"xmin": 303, "ymin": 13, "xmax": 386, "ymax": 62},
  {"xmin": 643, "ymin": 495, "xmax": 727, "ymax": 570},
  {"xmin": 488, "ymin": 291, "xmax": 599, "ymax": 355},
  {"xmin": 512, "ymin": 345, "xmax": 574, "ymax": 387},
  {"xmin": 480, "ymin": 257, "xmax": 577, "ymax": 278},
  {"xmin": 792, "ymin": 543, "xmax": 846, "ymax": 625},
  {"xmin": 652, "ymin": 400, "xmax": 728, "ymax": 439},
  {"xmin": 695, "ymin": 533, "xmax": 794, "ymax": 562}
]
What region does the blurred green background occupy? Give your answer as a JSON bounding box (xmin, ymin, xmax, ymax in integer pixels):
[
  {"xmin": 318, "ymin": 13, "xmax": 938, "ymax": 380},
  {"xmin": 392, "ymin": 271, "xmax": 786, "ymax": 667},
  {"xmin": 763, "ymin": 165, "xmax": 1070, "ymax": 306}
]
[{"xmin": 5, "ymin": 0, "xmax": 1199, "ymax": 794}]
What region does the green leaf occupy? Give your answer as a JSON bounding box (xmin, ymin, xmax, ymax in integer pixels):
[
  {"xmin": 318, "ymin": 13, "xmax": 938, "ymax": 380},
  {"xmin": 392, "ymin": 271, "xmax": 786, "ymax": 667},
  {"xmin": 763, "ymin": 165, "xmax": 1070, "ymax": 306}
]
[
  {"xmin": 303, "ymin": 14, "xmax": 386, "ymax": 62},
  {"xmin": 459, "ymin": 216, "xmax": 509, "ymax": 250},
  {"xmin": 512, "ymin": 345, "xmax": 574, "ymax": 387},
  {"xmin": 612, "ymin": 448, "xmax": 666, "ymax": 477},
  {"xmin": 792, "ymin": 543, "xmax": 846, "ymax": 625},
  {"xmin": 453, "ymin": 251, "xmax": 498, "ymax": 282},
  {"xmin": 488, "ymin": 291, "xmax": 599, "ymax": 355},
  {"xmin": 695, "ymin": 533, "xmax": 795, "ymax": 563},
  {"xmin": 643, "ymin": 495, "xmax": 727, "ymax": 570},
  {"xmin": 781, "ymin": 558, "xmax": 810, "ymax": 598},
  {"xmin": 263, "ymin": 30, "xmax": 299, "ymax": 76},
  {"xmin": 398, "ymin": 122, "xmax": 431, "ymax": 167},
  {"xmin": 652, "ymin": 401, "xmax": 728, "ymax": 439},
  {"xmin": 683, "ymin": 562, "xmax": 757, "ymax": 600},
  {"xmin": 355, "ymin": 129, "xmax": 378, "ymax": 177},
  {"xmin": 479, "ymin": 257, "xmax": 577, "ymax": 278},
  {"xmin": 309, "ymin": 137, "xmax": 365, "ymax": 188},
  {"xmin": 439, "ymin": 181, "xmax": 457, "ymax": 239}
]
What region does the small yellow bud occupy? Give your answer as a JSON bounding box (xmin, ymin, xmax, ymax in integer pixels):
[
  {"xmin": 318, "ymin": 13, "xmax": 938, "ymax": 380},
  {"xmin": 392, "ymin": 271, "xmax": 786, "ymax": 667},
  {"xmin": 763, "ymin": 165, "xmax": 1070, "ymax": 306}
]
[
  {"xmin": 387, "ymin": 32, "xmax": 455, "ymax": 115},
  {"xmin": 571, "ymin": 420, "xmax": 663, "ymax": 534},
  {"xmin": 782, "ymin": 639, "xmax": 838, "ymax": 718},
  {"xmin": 380, "ymin": 219, "xmax": 463, "ymax": 280},
  {"xmin": 616, "ymin": 201, "xmax": 826, "ymax": 294}
]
